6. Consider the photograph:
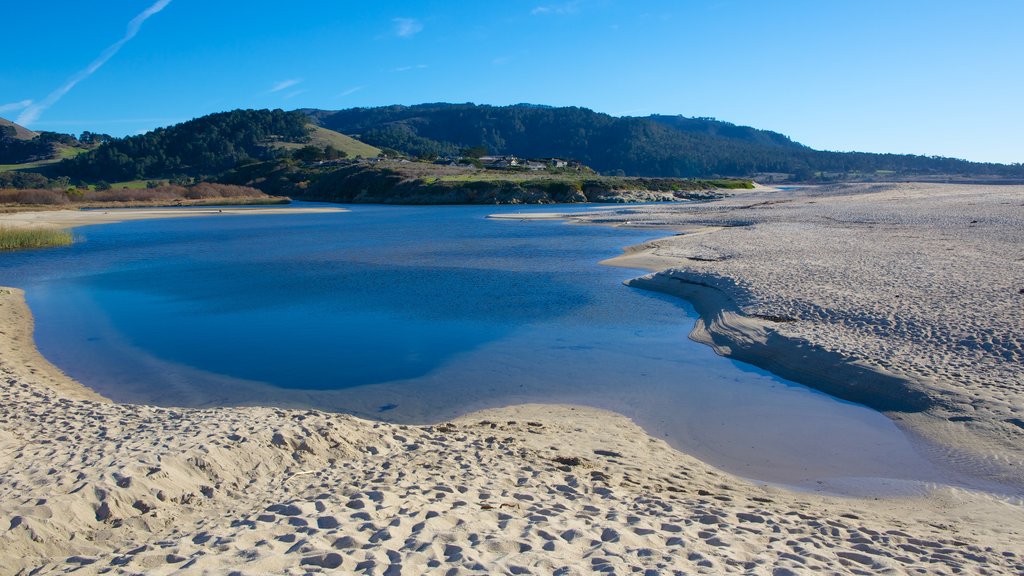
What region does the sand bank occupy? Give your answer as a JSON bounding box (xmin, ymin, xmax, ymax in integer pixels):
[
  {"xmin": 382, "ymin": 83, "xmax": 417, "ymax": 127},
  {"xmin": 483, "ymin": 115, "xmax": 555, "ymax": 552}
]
[
  {"xmin": 486, "ymin": 212, "xmax": 571, "ymax": 220},
  {"xmin": 570, "ymin": 183, "xmax": 1024, "ymax": 490},
  {"xmin": 1, "ymin": 287, "xmax": 1023, "ymax": 574},
  {"xmin": 0, "ymin": 206, "xmax": 347, "ymax": 230}
]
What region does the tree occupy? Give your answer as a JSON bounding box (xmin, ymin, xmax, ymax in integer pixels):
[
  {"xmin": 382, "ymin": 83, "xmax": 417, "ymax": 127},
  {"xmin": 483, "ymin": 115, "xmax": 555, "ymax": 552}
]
[{"xmin": 460, "ymin": 145, "xmax": 488, "ymax": 159}]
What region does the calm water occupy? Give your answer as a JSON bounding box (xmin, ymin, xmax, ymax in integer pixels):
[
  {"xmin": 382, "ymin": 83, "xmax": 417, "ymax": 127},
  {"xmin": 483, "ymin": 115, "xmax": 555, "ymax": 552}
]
[{"xmin": 0, "ymin": 203, "xmax": 967, "ymax": 493}]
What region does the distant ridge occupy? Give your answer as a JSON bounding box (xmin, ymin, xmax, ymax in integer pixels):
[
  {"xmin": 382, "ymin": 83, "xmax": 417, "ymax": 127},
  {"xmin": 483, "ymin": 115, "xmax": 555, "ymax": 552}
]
[
  {"xmin": 304, "ymin": 103, "xmax": 1024, "ymax": 180},
  {"xmin": 0, "ymin": 117, "xmax": 38, "ymax": 141}
]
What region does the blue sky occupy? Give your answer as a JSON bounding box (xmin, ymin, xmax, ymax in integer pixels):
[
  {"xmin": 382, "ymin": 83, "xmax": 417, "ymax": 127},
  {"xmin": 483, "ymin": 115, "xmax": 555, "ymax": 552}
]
[{"xmin": 2, "ymin": 1, "xmax": 1021, "ymax": 163}]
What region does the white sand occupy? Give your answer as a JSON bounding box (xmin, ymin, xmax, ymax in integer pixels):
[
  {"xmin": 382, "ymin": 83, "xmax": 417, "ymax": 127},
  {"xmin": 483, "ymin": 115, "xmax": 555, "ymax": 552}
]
[
  {"xmin": 0, "ymin": 206, "xmax": 346, "ymax": 230},
  {"xmin": 2, "ymin": 191, "xmax": 1024, "ymax": 573},
  {"xmin": 487, "ymin": 212, "xmax": 570, "ymax": 220},
  {"xmin": 1, "ymin": 287, "xmax": 1023, "ymax": 574},
  {"xmin": 575, "ymin": 183, "xmax": 1024, "ymax": 489}
]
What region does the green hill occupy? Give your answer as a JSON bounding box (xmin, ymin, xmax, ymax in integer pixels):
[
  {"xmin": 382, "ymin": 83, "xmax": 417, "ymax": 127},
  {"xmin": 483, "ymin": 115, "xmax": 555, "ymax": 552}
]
[
  {"xmin": 271, "ymin": 124, "xmax": 380, "ymax": 158},
  {"xmin": 305, "ymin": 103, "xmax": 1024, "ymax": 180},
  {"xmin": 1, "ymin": 118, "xmax": 91, "ymax": 171},
  {"xmin": 56, "ymin": 111, "xmax": 382, "ymax": 182},
  {"xmin": 58, "ymin": 109, "xmax": 312, "ymax": 181}
]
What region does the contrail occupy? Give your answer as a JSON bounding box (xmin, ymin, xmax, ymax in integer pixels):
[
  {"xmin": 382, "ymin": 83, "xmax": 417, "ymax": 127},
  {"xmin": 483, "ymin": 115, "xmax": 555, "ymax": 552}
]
[
  {"xmin": 17, "ymin": 0, "xmax": 173, "ymax": 126},
  {"xmin": 0, "ymin": 100, "xmax": 33, "ymax": 114}
]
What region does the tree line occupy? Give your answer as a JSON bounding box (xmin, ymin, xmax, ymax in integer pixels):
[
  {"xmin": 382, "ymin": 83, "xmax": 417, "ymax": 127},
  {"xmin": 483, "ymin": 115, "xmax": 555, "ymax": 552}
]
[{"xmin": 310, "ymin": 103, "xmax": 1024, "ymax": 179}]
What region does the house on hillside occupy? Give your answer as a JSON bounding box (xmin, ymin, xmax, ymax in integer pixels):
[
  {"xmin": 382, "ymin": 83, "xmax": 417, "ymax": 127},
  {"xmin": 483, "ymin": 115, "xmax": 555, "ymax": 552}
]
[{"xmin": 480, "ymin": 155, "xmax": 519, "ymax": 168}]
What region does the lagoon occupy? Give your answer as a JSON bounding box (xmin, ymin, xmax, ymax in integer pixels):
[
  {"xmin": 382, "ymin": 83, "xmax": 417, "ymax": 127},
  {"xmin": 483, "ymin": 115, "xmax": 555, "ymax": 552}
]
[{"xmin": 0, "ymin": 203, "xmax": 961, "ymax": 493}]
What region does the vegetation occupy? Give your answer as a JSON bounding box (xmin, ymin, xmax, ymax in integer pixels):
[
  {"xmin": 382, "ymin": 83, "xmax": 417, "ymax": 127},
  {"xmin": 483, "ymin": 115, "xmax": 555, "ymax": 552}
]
[
  {"xmin": 0, "ymin": 124, "xmax": 94, "ymax": 170},
  {"xmin": 271, "ymin": 125, "xmax": 381, "ymax": 158},
  {"xmin": 0, "ymin": 183, "xmax": 279, "ymax": 209},
  {"xmin": 259, "ymin": 159, "xmax": 743, "ymax": 205},
  {"xmin": 307, "ymin": 103, "xmax": 1024, "ymax": 180},
  {"xmin": 0, "ymin": 227, "xmax": 73, "ymax": 251},
  {"xmin": 58, "ymin": 109, "xmax": 312, "ymax": 181},
  {"xmin": 13, "ymin": 102, "xmax": 1016, "ymax": 209}
]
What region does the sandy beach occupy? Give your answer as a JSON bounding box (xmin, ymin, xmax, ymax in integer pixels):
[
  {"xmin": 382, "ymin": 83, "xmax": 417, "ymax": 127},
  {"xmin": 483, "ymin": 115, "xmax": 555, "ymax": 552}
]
[
  {"xmin": 0, "ymin": 205, "xmax": 347, "ymax": 230},
  {"xmin": 2, "ymin": 191, "xmax": 1024, "ymax": 574},
  {"xmin": 1, "ymin": 286, "xmax": 1023, "ymax": 574},
  {"xmin": 565, "ymin": 182, "xmax": 1024, "ymax": 492}
]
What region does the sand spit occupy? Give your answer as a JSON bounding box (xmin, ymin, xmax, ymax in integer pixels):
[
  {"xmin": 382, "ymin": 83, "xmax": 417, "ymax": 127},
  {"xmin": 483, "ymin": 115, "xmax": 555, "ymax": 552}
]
[
  {"xmin": 575, "ymin": 183, "xmax": 1024, "ymax": 489},
  {"xmin": 2, "ymin": 298, "xmax": 1024, "ymax": 574},
  {"xmin": 0, "ymin": 206, "xmax": 347, "ymax": 230},
  {"xmin": 486, "ymin": 212, "xmax": 571, "ymax": 220}
]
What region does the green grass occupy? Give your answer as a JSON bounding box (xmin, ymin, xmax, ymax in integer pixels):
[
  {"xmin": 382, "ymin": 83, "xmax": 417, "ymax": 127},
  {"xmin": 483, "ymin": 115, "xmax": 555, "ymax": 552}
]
[
  {"xmin": 706, "ymin": 178, "xmax": 755, "ymax": 189},
  {"xmin": 272, "ymin": 125, "xmax": 382, "ymax": 158},
  {"xmin": 0, "ymin": 227, "xmax": 73, "ymax": 251},
  {"xmin": 0, "ymin": 145, "xmax": 90, "ymax": 173},
  {"xmin": 105, "ymin": 179, "xmax": 168, "ymax": 190}
]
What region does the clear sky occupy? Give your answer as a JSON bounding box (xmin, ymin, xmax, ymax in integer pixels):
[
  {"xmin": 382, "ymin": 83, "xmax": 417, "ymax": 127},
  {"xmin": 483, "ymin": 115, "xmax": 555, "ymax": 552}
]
[{"xmin": 2, "ymin": 1, "xmax": 1021, "ymax": 163}]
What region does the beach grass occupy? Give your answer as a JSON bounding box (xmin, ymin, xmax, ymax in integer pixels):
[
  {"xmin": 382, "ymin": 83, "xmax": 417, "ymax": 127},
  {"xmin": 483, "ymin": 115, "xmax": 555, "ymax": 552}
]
[{"xmin": 0, "ymin": 226, "xmax": 74, "ymax": 251}]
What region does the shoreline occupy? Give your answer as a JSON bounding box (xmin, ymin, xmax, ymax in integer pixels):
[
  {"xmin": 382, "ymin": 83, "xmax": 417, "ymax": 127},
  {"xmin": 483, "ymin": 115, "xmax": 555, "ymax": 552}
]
[
  {"xmin": 555, "ymin": 182, "xmax": 1024, "ymax": 493},
  {"xmin": 603, "ymin": 248, "xmax": 1020, "ymax": 494},
  {"xmin": 0, "ymin": 205, "xmax": 348, "ymax": 231},
  {"xmin": 2, "ymin": 196, "xmax": 1024, "ymax": 572},
  {"xmin": 2, "ymin": 286, "xmax": 1024, "ymax": 574},
  {"xmin": 5, "ymin": 199, "xmax": 1018, "ymax": 492}
]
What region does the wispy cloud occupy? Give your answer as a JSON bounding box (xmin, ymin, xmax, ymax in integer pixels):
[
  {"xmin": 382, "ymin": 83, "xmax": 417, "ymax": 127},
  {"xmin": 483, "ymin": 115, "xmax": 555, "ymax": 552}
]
[
  {"xmin": 29, "ymin": 117, "xmax": 182, "ymax": 126},
  {"xmin": 282, "ymin": 89, "xmax": 308, "ymax": 100},
  {"xmin": 531, "ymin": 1, "xmax": 582, "ymax": 16},
  {"xmin": 393, "ymin": 17, "xmax": 423, "ymax": 37},
  {"xmin": 336, "ymin": 86, "xmax": 365, "ymax": 98},
  {"xmin": 16, "ymin": 0, "xmax": 173, "ymax": 126},
  {"xmin": 0, "ymin": 100, "xmax": 33, "ymax": 115},
  {"xmin": 270, "ymin": 79, "xmax": 303, "ymax": 93},
  {"xmin": 394, "ymin": 64, "xmax": 428, "ymax": 72}
]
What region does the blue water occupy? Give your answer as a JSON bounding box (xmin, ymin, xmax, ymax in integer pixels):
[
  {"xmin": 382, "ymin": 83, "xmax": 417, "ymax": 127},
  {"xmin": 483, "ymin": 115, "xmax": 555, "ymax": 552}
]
[{"xmin": 0, "ymin": 203, "xmax": 965, "ymax": 492}]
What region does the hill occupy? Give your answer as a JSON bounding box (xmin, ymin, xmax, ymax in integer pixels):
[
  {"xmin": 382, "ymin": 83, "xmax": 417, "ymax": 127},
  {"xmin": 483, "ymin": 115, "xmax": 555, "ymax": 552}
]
[
  {"xmin": 306, "ymin": 103, "xmax": 1024, "ymax": 181},
  {"xmin": 219, "ymin": 157, "xmax": 746, "ymax": 205},
  {"xmin": 0, "ymin": 117, "xmax": 38, "ymax": 141},
  {"xmin": 270, "ymin": 124, "xmax": 381, "ymax": 158},
  {"xmin": 57, "ymin": 109, "xmax": 312, "ymax": 181},
  {"xmin": 25, "ymin": 109, "xmax": 729, "ymax": 205},
  {"xmin": 0, "ymin": 118, "xmax": 92, "ymax": 170}
]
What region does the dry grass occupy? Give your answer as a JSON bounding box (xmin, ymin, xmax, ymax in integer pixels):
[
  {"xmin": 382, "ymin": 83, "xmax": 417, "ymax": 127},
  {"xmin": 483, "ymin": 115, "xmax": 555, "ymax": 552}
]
[
  {"xmin": 0, "ymin": 226, "xmax": 73, "ymax": 251},
  {"xmin": 0, "ymin": 183, "xmax": 282, "ymax": 210}
]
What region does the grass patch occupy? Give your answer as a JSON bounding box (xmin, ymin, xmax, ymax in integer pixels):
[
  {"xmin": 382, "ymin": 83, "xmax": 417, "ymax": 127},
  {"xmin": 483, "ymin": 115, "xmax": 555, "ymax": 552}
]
[
  {"xmin": 706, "ymin": 178, "xmax": 755, "ymax": 189},
  {"xmin": 0, "ymin": 145, "xmax": 90, "ymax": 173},
  {"xmin": 0, "ymin": 227, "xmax": 73, "ymax": 251},
  {"xmin": 272, "ymin": 125, "xmax": 382, "ymax": 158}
]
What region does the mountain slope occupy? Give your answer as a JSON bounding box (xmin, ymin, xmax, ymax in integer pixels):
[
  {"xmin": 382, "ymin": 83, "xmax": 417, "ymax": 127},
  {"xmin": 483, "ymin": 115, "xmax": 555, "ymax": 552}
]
[
  {"xmin": 59, "ymin": 109, "xmax": 311, "ymax": 181},
  {"xmin": 270, "ymin": 124, "xmax": 381, "ymax": 158},
  {"xmin": 0, "ymin": 117, "xmax": 38, "ymax": 140},
  {"xmin": 306, "ymin": 103, "xmax": 1024, "ymax": 179}
]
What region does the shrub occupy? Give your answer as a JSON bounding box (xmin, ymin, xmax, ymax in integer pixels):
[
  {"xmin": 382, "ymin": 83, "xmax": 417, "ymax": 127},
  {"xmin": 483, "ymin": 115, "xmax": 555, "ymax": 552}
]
[{"xmin": 0, "ymin": 189, "xmax": 70, "ymax": 205}]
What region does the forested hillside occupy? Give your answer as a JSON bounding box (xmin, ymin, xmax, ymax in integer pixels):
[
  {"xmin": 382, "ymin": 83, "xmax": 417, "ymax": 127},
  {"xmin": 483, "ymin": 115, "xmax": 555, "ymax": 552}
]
[
  {"xmin": 58, "ymin": 109, "xmax": 311, "ymax": 181},
  {"xmin": 306, "ymin": 103, "xmax": 1024, "ymax": 179}
]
